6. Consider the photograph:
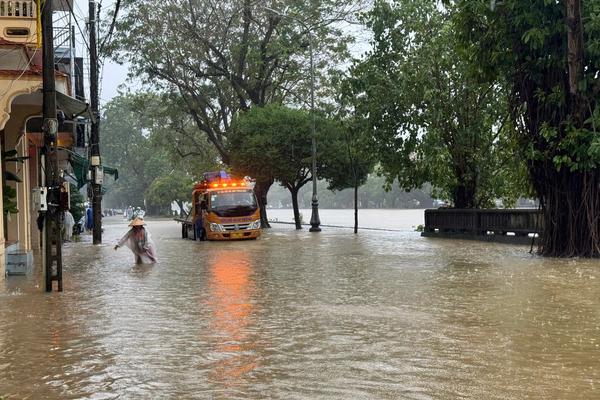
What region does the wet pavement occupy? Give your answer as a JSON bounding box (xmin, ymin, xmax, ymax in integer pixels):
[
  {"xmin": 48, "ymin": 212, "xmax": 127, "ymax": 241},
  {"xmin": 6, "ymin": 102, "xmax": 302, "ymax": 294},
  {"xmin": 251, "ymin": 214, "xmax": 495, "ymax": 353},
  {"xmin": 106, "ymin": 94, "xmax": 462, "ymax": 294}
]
[{"xmin": 1, "ymin": 214, "xmax": 599, "ymax": 399}]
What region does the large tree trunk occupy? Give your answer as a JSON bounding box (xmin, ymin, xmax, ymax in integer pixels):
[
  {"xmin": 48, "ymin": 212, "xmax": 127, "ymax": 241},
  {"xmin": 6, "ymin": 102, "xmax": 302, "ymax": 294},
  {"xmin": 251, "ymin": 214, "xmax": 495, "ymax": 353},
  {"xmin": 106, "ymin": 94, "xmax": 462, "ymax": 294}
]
[
  {"xmin": 533, "ymin": 0, "xmax": 597, "ymax": 257},
  {"xmin": 254, "ymin": 178, "xmax": 273, "ymax": 228},
  {"xmin": 536, "ymin": 167, "xmax": 600, "ymax": 257},
  {"xmin": 453, "ymin": 182, "xmax": 477, "ymax": 209},
  {"xmin": 290, "ymin": 187, "xmax": 302, "ymax": 230}
]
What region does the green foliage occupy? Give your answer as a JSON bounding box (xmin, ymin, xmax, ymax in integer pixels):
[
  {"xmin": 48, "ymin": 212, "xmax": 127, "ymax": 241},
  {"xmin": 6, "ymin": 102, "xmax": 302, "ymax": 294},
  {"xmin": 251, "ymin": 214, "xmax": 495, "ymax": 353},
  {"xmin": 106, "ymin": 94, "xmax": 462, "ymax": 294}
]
[
  {"xmin": 319, "ymin": 112, "xmax": 375, "ymax": 193},
  {"xmin": 109, "ymin": 0, "xmax": 361, "ymax": 164},
  {"xmin": 230, "ymin": 104, "xmax": 315, "ymax": 228},
  {"xmin": 346, "ymin": 0, "xmax": 528, "ymax": 208},
  {"xmin": 451, "ymin": 0, "xmax": 600, "ymax": 256},
  {"xmin": 267, "ymin": 175, "xmax": 434, "ymax": 209},
  {"xmin": 2, "ymin": 186, "xmax": 17, "ymax": 214},
  {"xmin": 101, "ymin": 94, "xmax": 171, "ymax": 208},
  {"xmin": 229, "ymin": 104, "xmax": 359, "ymax": 227},
  {"xmin": 229, "ymin": 104, "xmax": 357, "ymax": 188},
  {"xmin": 452, "ymin": 0, "xmax": 600, "ymax": 173},
  {"xmin": 69, "ymin": 184, "xmax": 86, "ymax": 224},
  {"xmin": 146, "ymin": 173, "xmax": 195, "ymax": 214},
  {"xmin": 130, "ymin": 92, "xmax": 221, "ymax": 175},
  {"xmin": 2, "ymin": 149, "xmax": 29, "ymax": 215}
]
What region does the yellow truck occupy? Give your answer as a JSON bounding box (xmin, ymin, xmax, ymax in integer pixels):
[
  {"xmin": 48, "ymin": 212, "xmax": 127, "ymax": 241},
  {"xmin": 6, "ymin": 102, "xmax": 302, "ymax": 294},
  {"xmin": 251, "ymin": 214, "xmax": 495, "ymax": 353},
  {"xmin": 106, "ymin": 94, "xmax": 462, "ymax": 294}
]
[{"xmin": 180, "ymin": 172, "xmax": 261, "ymax": 241}]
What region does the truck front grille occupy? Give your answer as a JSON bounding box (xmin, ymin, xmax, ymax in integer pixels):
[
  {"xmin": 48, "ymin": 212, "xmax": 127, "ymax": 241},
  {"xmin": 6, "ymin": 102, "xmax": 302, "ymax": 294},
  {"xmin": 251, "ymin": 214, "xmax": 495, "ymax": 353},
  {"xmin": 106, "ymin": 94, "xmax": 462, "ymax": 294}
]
[{"xmin": 222, "ymin": 223, "xmax": 250, "ymax": 231}]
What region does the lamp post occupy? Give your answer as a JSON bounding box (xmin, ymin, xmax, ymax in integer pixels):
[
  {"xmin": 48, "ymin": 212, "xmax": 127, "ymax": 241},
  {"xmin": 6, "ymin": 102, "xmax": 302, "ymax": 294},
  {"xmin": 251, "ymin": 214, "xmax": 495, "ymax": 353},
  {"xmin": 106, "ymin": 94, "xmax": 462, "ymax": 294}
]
[{"xmin": 266, "ymin": 8, "xmax": 321, "ymax": 232}]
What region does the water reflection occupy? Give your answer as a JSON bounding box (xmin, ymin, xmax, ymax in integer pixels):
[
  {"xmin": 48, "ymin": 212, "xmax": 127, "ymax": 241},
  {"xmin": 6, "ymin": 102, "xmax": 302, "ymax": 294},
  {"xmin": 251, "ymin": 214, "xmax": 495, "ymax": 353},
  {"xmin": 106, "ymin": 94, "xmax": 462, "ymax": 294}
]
[{"xmin": 204, "ymin": 250, "xmax": 259, "ymax": 388}]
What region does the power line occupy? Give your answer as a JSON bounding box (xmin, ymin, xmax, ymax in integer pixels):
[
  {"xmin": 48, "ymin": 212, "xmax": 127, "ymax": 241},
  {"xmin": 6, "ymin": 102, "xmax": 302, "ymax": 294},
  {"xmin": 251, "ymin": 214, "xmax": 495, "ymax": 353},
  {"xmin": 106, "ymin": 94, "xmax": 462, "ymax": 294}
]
[
  {"xmin": 0, "ymin": 48, "xmax": 40, "ymax": 103},
  {"xmin": 65, "ymin": 0, "xmax": 91, "ymax": 52},
  {"xmin": 99, "ymin": 0, "xmax": 120, "ymax": 55}
]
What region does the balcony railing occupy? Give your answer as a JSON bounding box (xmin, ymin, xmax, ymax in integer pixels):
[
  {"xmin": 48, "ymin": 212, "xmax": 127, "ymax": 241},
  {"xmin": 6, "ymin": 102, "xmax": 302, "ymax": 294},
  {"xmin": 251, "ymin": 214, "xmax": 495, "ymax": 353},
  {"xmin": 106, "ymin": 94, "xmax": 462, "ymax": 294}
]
[
  {"xmin": 422, "ymin": 208, "xmax": 543, "ymax": 243},
  {"xmin": 0, "ymin": 0, "xmax": 36, "ymax": 18}
]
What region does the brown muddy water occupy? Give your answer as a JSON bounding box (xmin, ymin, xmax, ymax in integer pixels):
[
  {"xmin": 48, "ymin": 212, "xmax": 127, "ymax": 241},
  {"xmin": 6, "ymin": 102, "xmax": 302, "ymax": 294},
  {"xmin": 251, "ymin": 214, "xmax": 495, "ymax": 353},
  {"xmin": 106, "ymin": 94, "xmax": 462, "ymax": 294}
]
[{"xmin": 0, "ymin": 211, "xmax": 599, "ymax": 399}]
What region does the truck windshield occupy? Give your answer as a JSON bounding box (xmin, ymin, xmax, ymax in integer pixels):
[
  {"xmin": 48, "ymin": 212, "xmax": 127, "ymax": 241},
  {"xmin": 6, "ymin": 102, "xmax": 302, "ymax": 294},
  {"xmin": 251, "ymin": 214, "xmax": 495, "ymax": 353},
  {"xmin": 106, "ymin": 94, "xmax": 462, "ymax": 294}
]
[{"xmin": 210, "ymin": 190, "xmax": 257, "ymax": 216}]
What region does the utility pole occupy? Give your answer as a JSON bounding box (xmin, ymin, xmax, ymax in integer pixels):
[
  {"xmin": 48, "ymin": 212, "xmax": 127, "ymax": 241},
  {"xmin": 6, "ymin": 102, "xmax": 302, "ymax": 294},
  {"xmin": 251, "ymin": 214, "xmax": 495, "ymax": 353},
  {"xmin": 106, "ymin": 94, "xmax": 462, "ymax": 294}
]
[
  {"xmin": 89, "ymin": 0, "xmax": 102, "ymax": 244},
  {"xmin": 42, "ymin": 0, "xmax": 63, "ymax": 291}
]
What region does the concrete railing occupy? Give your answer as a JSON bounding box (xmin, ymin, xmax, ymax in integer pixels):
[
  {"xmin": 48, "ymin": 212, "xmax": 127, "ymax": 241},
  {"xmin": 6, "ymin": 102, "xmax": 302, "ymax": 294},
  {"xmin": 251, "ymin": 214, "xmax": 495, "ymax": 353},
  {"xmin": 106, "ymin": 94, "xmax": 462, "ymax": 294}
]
[
  {"xmin": 0, "ymin": 0, "xmax": 36, "ymax": 18},
  {"xmin": 422, "ymin": 208, "xmax": 543, "ymax": 243}
]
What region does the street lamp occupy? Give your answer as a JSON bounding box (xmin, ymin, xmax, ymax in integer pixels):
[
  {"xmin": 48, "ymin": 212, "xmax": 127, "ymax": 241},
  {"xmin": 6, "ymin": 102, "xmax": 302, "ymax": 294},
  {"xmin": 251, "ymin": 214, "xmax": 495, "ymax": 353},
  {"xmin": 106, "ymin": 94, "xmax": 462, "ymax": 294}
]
[{"xmin": 266, "ymin": 7, "xmax": 321, "ymax": 232}]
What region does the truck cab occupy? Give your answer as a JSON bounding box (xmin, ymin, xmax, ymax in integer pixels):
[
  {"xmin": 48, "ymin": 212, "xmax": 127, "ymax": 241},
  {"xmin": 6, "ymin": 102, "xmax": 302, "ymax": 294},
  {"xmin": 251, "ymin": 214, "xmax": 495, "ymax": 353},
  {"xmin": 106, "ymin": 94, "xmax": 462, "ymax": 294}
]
[{"xmin": 183, "ymin": 173, "xmax": 261, "ymax": 241}]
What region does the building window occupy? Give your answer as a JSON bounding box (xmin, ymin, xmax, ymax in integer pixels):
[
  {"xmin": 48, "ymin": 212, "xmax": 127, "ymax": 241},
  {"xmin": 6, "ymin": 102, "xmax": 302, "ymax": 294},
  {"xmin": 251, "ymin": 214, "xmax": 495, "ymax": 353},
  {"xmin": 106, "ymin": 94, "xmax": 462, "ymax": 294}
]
[{"xmin": 5, "ymin": 27, "xmax": 29, "ymax": 37}]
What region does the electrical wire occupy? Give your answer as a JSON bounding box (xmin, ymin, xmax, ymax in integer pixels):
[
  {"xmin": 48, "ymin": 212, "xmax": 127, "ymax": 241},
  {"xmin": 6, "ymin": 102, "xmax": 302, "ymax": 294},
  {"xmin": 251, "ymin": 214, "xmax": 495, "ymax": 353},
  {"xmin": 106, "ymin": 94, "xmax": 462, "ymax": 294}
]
[
  {"xmin": 98, "ymin": 0, "xmax": 120, "ymax": 55},
  {"xmin": 0, "ymin": 47, "xmax": 40, "ymax": 104},
  {"xmin": 65, "ymin": 0, "xmax": 91, "ymax": 52}
]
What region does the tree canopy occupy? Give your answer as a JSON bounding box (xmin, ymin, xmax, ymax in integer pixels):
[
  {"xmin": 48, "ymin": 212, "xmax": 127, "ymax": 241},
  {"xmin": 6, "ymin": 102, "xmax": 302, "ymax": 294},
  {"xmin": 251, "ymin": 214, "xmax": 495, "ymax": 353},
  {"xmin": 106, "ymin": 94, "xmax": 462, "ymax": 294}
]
[
  {"xmin": 451, "ymin": 0, "xmax": 600, "ymax": 256},
  {"xmin": 347, "ymin": 0, "xmax": 527, "ymax": 209},
  {"xmin": 146, "ymin": 173, "xmax": 195, "ymax": 217},
  {"xmin": 110, "ymin": 0, "xmax": 361, "ymax": 162},
  {"xmin": 102, "ymin": 95, "xmax": 171, "ymax": 208},
  {"xmin": 229, "ymin": 104, "xmax": 317, "ymax": 229}
]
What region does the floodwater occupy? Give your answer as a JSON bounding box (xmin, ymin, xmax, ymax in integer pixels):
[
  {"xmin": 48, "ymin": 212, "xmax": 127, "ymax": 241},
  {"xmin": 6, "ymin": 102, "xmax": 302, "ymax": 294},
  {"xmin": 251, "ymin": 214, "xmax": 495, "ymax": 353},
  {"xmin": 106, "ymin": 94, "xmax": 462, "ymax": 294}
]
[
  {"xmin": 267, "ymin": 208, "xmax": 425, "ymax": 230},
  {"xmin": 1, "ymin": 210, "xmax": 599, "ymax": 399}
]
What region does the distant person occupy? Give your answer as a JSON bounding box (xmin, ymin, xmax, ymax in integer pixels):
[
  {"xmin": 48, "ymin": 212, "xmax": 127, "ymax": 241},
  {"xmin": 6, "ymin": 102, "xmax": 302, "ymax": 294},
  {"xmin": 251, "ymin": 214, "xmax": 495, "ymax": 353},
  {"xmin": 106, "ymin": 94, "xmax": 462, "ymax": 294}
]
[
  {"xmin": 63, "ymin": 209, "xmax": 75, "ymax": 242},
  {"xmin": 77, "ymin": 215, "xmax": 85, "ymax": 234},
  {"xmin": 132, "ymin": 207, "xmax": 145, "ymax": 220},
  {"xmin": 194, "ymin": 200, "xmax": 207, "ymax": 240},
  {"xmin": 85, "ymin": 206, "xmax": 93, "ymax": 233},
  {"xmin": 114, "ymin": 218, "xmax": 157, "ymax": 264}
]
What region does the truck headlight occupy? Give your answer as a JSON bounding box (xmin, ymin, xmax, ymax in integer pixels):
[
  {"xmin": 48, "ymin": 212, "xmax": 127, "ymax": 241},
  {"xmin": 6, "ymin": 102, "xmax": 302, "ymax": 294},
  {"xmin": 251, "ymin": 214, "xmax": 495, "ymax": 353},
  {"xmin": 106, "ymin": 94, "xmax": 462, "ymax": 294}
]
[
  {"xmin": 249, "ymin": 219, "xmax": 261, "ymax": 229},
  {"xmin": 210, "ymin": 223, "xmax": 224, "ymax": 232}
]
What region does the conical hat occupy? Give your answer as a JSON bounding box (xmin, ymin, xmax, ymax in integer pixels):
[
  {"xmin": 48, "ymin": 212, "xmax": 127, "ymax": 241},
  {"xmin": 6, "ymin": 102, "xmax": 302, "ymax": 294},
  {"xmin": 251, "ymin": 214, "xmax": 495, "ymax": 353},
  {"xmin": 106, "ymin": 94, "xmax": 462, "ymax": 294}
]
[{"xmin": 128, "ymin": 218, "xmax": 145, "ymax": 227}]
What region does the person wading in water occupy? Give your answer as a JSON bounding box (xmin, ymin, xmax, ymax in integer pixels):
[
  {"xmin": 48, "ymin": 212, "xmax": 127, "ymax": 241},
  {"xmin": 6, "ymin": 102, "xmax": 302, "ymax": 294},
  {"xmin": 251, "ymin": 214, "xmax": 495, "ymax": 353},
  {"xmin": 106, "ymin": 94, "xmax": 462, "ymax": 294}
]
[{"xmin": 114, "ymin": 218, "xmax": 157, "ymax": 264}]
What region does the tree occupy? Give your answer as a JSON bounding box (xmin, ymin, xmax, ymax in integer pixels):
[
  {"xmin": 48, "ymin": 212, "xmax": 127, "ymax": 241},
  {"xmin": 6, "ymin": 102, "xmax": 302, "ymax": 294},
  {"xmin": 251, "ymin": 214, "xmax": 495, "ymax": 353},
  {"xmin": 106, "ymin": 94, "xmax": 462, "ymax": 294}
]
[
  {"xmin": 146, "ymin": 173, "xmax": 195, "ymax": 217},
  {"xmin": 101, "ymin": 95, "xmax": 171, "ymax": 209},
  {"xmin": 452, "ymin": 0, "xmax": 600, "ymax": 256},
  {"xmin": 1, "ymin": 149, "xmax": 27, "ymax": 216},
  {"xmin": 267, "ymin": 176, "xmax": 433, "ymax": 210},
  {"xmin": 69, "ymin": 184, "xmax": 86, "ymax": 231},
  {"xmin": 320, "ymin": 113, "xmax": 374, "ymax": 233},
  {"xmin": 110, "ymin": 0, "xmax": 362, "ymax": 227},
  {"xmin": 347, "ymin": 0, "xmax": 527, "ymax": 209},
  {"xmin": 229, "ymin": 105, "xmax": 315, "ymax": 229},
  {"xmin": 131, "ymin": 93, "xmax": 222, "ymax": 176}
]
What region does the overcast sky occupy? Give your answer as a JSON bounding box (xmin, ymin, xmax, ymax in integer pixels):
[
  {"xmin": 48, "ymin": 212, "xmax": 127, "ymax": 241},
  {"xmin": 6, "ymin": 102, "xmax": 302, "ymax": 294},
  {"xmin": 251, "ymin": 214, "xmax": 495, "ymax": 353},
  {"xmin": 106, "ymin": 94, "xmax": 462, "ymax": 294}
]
[
  {"xmin": 99, "ymin": 61, "xmax": 129, "ymax": 102},
  {"xmin": 69, "ymin": 0, "xmax": 129, "ymax": 103}
]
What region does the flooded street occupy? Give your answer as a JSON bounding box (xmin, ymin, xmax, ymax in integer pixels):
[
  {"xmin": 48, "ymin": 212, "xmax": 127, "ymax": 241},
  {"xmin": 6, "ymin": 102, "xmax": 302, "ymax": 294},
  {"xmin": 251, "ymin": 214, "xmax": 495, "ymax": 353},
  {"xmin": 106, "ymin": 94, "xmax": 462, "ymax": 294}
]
[{"xmin": 1, "ymin": 212, "xmax": 600, "ymax": 399}]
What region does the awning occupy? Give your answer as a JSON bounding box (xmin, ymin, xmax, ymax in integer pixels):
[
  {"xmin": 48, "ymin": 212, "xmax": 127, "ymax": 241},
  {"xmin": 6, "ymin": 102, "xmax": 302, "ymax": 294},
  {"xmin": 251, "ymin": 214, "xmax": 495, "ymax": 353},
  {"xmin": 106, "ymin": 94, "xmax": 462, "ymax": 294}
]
[
  {"xmin": 63, "ymin": 171, "xmax": 78, "ymax": 186},
  {"xmin": 18, "ymin": 90, "xmax": 95, "ymax": 123},
  {"xmin": 65, "ymin": 149, "xmax": 118, "ymax": 189},
  {"xmin": 56, "ymin": 92, "xmax": 95, "ymax": 122},
  {"xmin": 104, "ymin": 165, "xmax": 119, "ymax": 180}
]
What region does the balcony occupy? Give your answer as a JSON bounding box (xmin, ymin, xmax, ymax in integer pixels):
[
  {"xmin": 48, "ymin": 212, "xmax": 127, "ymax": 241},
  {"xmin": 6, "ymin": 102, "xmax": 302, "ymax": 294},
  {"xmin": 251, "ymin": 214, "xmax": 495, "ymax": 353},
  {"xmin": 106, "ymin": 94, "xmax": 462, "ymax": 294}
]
[
  {"xmin": 0, "ymin": 0, "xmax": 38, "ymax": 44},
  {"xmin": 0, "ymin": 0, "xmax": 35, "ymax": 18}
]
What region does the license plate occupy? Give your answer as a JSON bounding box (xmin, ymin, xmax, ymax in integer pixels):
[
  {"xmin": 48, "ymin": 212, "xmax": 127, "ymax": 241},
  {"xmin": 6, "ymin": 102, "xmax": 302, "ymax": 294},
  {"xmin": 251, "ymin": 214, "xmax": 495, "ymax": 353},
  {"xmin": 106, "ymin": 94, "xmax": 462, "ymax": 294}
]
[{"xmin": 231, "ymin": 232, "xmax": 243, "ymax": 239}]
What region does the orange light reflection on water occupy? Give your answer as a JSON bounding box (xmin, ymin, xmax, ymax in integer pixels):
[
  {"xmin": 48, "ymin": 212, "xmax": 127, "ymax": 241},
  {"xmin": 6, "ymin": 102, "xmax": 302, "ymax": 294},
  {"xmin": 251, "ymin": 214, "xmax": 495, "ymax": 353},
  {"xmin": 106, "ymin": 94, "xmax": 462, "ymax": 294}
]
[{"xmin": 205, "ymin": 250, "xmax": 259, "ymax": 385}]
